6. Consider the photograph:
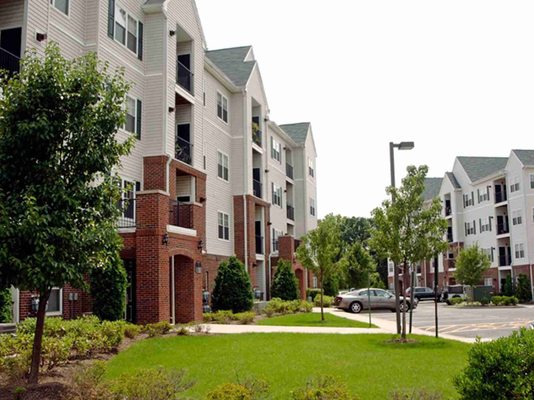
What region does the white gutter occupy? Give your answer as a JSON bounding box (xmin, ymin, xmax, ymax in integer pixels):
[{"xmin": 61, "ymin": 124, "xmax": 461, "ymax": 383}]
[
  {"xmin": 171, "ymin": 256, "xmax": 175, "ymax": 325},
  {"xmin": 242, "ymin": 89, "xmax": 249, "ymax": 270}
]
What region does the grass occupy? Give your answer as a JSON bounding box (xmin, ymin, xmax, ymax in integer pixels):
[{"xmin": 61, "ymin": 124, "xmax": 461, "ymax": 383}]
[
  {"xmin": 105, "ymin": 334, "xmax": 469, "ymax": 399},
  {"xmin": 258, "ymin": 312, "xmax": 377, "ymax": 328}
]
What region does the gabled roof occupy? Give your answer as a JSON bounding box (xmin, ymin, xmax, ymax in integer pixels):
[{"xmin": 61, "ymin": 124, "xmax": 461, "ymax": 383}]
[
  {"xmin": 279, "ymin": 123, "xmax": 310, "ymax": 145},
  {"xmin": 445, "ymin": 172, "xmax": 461, "ymax": 189},
  {"xmin": 424, "ymin": 178, "xmax": 443, "ymax": 201},
  {"xmin": 512, "ymin": 149, "xmax": 534, "ymax": 167},
  {"xmin": 205, "ymin": 46, "xmax": 256, "ymax": 87},
  {"xmin": 456, "ymin": 156, "xmax": 507, "ymax": 182}
]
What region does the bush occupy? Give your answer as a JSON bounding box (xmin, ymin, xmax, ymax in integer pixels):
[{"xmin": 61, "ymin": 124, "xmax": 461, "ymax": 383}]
[
  {"xmin": 306, "ymin": 289, "xmax": 322, "ymax": 301},
  {"xmin": 123, "ymin": 323, "xmax": 142, "ymax": 339},
  {"xmin": 454, "ymin": 329, "xmax": 534, "ymax": 399},
  {"xmin": 292, "ymin": 375, "xmax": 358, "ymax": 400},
  {"xmin": 0, "ymin": 287, "xmax": 12, "ymax": 323},
  {"xmin": 69, "ymin": 361, "xmax": 115, "ymax": 400},
  {"xmin": 234, "ymin": 312, "xmax": 256, "ymax": 325},
  {"xmin": 112, "ymin": 367, "xmax": 193, "ymax": 400},
  {"xmin": 322, "ymin": 275, "xmax": 339, "ymax": 296},
  {"xmin": 503, "ymin": 274, "xmax": 516, "ymax": 297},
  {"xmin": 90, "ymin": 257, "xmax": 128, "ymax": 321},
  {"xmin": 314, "ymin": 294, "xmax": 333, "ymax": 308},
  {"xmin": 207, "ymin": 378, "xmax": 269, "ymax": 400},
  {"xmin": 263, "ymin": 298, "xmax": 313, "ymax": 317},
  {"xmin": 491, "ymin": 295, "xmax": 518, "ymax": 306},
  {"xmin": 271, "ymin": 259, "xmax": 299, "ymax": 300},
  {"xmin": 449, "ymin": 298, "xmax": 464, "ymax": 306},
  {"xmin": 516, "ymin": 274, "xmax": 532, "ymax": 303},
  {"xmin": 142, "ymin": 321, "xmax": 172, "ymax": 337},
  {"xmin": 212, "ymin": 256, "xmax": 253, "ymax": 313},
  {"xmin": 389, "ymin": 389, "xmax": 443, "ymax": 399}
]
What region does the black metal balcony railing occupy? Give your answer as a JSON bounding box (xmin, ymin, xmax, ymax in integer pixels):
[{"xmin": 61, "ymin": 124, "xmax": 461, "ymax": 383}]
[
  {"xmin": 253, "ymin": 179, "xmax": 262, "ymax": 198},
  {"xmin": 495, "ymin": 191, "xmax": 507, "ymax": 203},
  {"xmin": 499, "ymin": 254, "xmax": 511, "ymax": 267},
  {"xmin": 169, "ymin": 200, "xmax": 194, "ymax": 229},
  {"xmin": 447, "ymin": 229, "xmax": 453, "ymax": 243},
  {"xmin": 252, "ymin": 129, "xmax": 262, "ymax": 147},
  {"xmin": 175, "ymin": 136, "xmax": 193, "ymax": 165},
  {"xmin": 287, "ymin": 205, "xmax": 295, "ymax": 221},
  {"xmin": 286, "ymin": 163, "xmax": 294, "ymax": 179},
  {"xmin": 117, "ymin": 199, "xmax": 136, "ymax": 228},
  {"xmin": 445, "ymin": 206, "xmax": 452, "ymax": 216},
  {"xmin": 255, "ymin": 235, "xmax": 264, "ymax": 254},
  {"xmin": 497, "ymin": 222, "xmax": 509, "ymax": 235},
  {"xmin": 177, "ymin": 60, "xmax": 193, "ymax": 93},
  {"xmin": 0, "ymin": 47, "xmax": 20, "ymax": 75}
]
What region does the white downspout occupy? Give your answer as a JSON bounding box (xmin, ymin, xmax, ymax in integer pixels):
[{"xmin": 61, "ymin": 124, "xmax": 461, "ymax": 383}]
[
  {"xmin": 171, "ymin": 256, "xmax": 175, "ymax": 325},
  {"xmin": 242, "ymin": 89, "xmax": 248, "ymax": 270}
]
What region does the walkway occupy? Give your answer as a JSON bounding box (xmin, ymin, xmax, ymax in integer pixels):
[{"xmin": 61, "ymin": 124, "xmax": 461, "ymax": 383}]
[{"xmin": 198, "ymin": 307, "xmax": 480, "ymax": 343}]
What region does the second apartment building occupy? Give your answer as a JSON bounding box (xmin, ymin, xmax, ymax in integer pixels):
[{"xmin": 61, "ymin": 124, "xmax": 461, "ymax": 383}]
[{"xmin": 1, "ymin": 0, "xmax": 318, "ymax": 324}]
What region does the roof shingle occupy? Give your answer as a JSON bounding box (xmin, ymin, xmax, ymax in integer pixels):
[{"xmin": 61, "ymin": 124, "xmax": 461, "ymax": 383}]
[
  {"xmin": 205, "ymin": 46, "xmax": 255, "ymax": 87},
  {"xmin": 279, "ymin": 123, "xmax": 310, "ymax": 145},
  {"xmin": 423, "ymin": 178, "xmax": 443, "ymax": 201},
  {"xmin": 512, "ymin": 149, "xmax": 534, "ymax": 166},
  {"xmin": 457, "ymin": 156, "xmax": 507, "ymax": 182}
]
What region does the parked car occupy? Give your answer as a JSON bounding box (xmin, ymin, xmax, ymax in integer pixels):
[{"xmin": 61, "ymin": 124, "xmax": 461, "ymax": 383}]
[
  {"xmin": 334, "ymin": 288, "xmax": 418, "ymax": 314},
  {"xmin": 405, "ymin": 286, "xmax": 440, "ymax": 301},
  {"xmin": 441, "ymin": 285, "xmax": 467, "ymax": 304}
]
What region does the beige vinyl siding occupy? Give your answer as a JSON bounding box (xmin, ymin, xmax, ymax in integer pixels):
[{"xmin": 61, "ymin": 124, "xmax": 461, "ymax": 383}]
[
  {"xmin": 0, "ymin": 0, "xmax": 24, "ymax": 29},
  {"xmin": 84, "ymin": 0, "xmax": 99, "ymax": 51},
  {"xmin": 25, "ymin": 0, "xmax": 50, "ymax": 54},
  {"xmin": 266, "ymin": 126, "xmax": 288, "ymax": 237},
  {"xmin": 304, "ymin": 133, "xmax": 318, "ymax": 231}
]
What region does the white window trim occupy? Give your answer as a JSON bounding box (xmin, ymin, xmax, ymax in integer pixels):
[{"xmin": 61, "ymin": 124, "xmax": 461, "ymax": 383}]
[
  {"xmin": 272, "ymin": 183, "xmax": 282, "ymax": 207},
  {"xmin": 310, "ymin": 198, "xmax": 316, "ymax": 216},
  {"xmin": 50, "ymin": 0, "xmax": 69, "ymax": 16},
  {"xmin": 217, "ymin": 211, "xmax": 230, "ymax": 241},
  {"xmin": 124, "ymin": 95, "xmax": 140, "ymax": 137},
  {"xmin": 530, "ymin": 174, "xmax": 534, "ymax": 189},
  {"xmin": 217, "ymin": 92, "xmax": 229, "ymax": 124},
  {"xmin": 113, "ymin": 4, "xmax": 140, "ymax": 56},
  {"xmin": 271, "ymin": 137, "xmax": 281, "ymax": 163},
  {"xmin": 46, "ymin": 288, "xmax": 63, "ymax": 316},
  {"xmin": 512, "ymin": 210, "xmax": 523, "ymax": 226},
  {"xmin": 515, "ymin": 243, "xmax": 525, "ymax": 259},
  {"xmin": 308, "ymin": 158, "xmax": 315, "ymax": 178},
  {"xmin": 217, "ymin": 150, "xmax": 229, "ymax": 182},
  {"xmin": 120, "ymin": 178, "xmax": 137, "ymax": 221},
  {"xmin": 510, "ymin": 177, "xmax": 520, "ymax": 193}
]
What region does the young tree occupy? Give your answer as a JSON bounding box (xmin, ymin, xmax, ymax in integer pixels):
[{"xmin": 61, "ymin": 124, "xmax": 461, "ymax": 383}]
[
  {"xmin": 296, "ymin": 214, "xmax": 343, "ymax": 321},
  {"xmin": 516, "ymin": 274, "xmax": 532, "ymax": 303},
  {"xmin": 211, "ymin": 256, "xmax": 253, "ymax": 313},
  {"xmin": 455, "ymin": 244, "xmax": 491, "ymax": 302},
  {"xmin": 340, "ymin": 242, "xmax": 376, "ymax": 290},
  {"xmin": 369, "ymin": 166, "xmax": 448, "ymax": 340},
  {"xmin": 0, "ymin": 44, "xmax": 132, "ymax": 383},
  {"xmin": 0, "ymin": 287, "xmax": 12, "ymax": 323},
  {"xmin": 503, "ymin": 274, "xmax": 516, "ymax": 297},
  {"xmin": 271, "ymin": 259, "xmax": 299, "ymax": 300}
]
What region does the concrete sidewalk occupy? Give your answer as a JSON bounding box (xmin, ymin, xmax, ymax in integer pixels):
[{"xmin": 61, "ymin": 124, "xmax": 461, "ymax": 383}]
[{"xmin": 196, "ymin": 307, "xmax": 479, "ymax": 343}]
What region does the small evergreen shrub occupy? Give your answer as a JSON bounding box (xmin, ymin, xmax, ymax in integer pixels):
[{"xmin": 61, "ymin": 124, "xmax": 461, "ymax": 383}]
[
  {"xmin": 271, "ymin": 259, "xmax": 299, "ymax": 300},
  {"xmin": 449, "ymin": 298, "xmax": 464, "ymax": 306},
  {"xmin": 516, "ymin": 274, "xmax": 532, "ymax": 302},
  {"xmin": 142, "ymin": 321, "xmax": 172, "ymax": 337},
  {"xmin": 69, "ymin": 361, "xmax": 114, "ymax": 400},
  {"xmin": 306, "ymin": 289, "xmax": 322, "ymax": 301},
  {"xmin": 0, "ymin": 287, "xmax": 12, "ymax": 323},
  {"xmin": 212, "ymin": 256, "xmax": 253, "ymax": 313},
  {"xmin": 206, "ymin": 378, "xmax": 269, "ymax": 400},
  {"xmin": 90, "ymin": 259, "xmax": 128, "ymax": 321},
  {"xmin": 502, "ymin": 274, "xmax": 516, "ymax": 297},
  {"xmin": 491, "ymin": 295, "xmax": 518, "ymax": 306},
  {"xmin": 454, "ymin": 329, "xmax": 534, "ymax": 399},
  {"xmin": 263, "ymin": 298, "xmax": 313, "ymax": 316},
  {"xmin": 123, "ymin": 323, "xmax": 142, "ymax": 339},
  {"xmin": 292, "ymin": 375, "xmax": 358, "ymax": 400},
  {"xmin": 234, "ymin": 312, "xmax": 256, "ymax": 324},
  {"xmin": 314, "ymin": 294, "xmax": 333, "ymax": 308},
  {"xmin": 389, "ymin": 389, "xmax": 443, "ymax": 400}
]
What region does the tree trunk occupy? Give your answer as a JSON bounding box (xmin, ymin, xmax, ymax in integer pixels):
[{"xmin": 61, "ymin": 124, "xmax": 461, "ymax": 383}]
[
  {"xmin": 393, "ymin": 262, "xmax": 401, "ymax": 334},
  {"xmin": 409, "ymin": 264, "xmax": 415, "ymax": 334},
  {"xmin": 401, "ymin": 259, "xmax": 408, "ymax": 340},
  {"xmin": 28, "ymin": 289, "xmax": 50, "ymax": 384},
  {"xmin": 320, "ymin": 270, "xmax": 324, "ymax": 321}
]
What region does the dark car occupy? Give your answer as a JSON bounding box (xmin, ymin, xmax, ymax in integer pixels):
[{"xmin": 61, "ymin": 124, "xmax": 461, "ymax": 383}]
[{"xmin": 405, "ymin": 286, "xmax": 439, "ymax": 301}]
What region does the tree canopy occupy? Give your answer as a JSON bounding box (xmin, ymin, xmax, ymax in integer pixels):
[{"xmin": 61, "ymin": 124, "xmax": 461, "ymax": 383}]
[{"xmin": 455, "ymin": 244, "xmax": 491, "ymax": 299}]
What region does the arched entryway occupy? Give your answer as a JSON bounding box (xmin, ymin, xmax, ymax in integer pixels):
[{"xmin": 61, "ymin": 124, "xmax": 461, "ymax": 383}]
[{"xmin": 170, "ymin": 254, "xmax": 203, "ymax": 324}]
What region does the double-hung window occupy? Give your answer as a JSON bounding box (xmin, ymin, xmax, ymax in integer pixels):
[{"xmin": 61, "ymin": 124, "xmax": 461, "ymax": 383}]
[
  {"xmin": 272, "ymin": 229, "xmax": 282, "ymax": 252},
  {"xmin": 515, "ymin": 243, "xmax": 525, "ymax": 259},
  {"xmin": 218, "ymin": 212, "xmax": 230, "ymax": 240},
  {"xmin": 125, "ymin": 95, "xmax": 142, "ymax": 139},
  {"xmin": 308, "ymin": 158, "xmax": 315, "ymax": 177},
  {"xmin": 530, "ymin": 174, "xmax": 534, "ymax": 189},
  {"xmin": 217, "ymin": 93, "xmax": 228, "ymax": 123},
  {"xmin": 271, "ymin": 137, "xmax": 281, "ymax": 162},
  {"xmin": 108, "ymin": 1, "xmax": 143, "ymax": 60},
  {"xmin": 217, "ymin": 151, "xmax": 229, "ymax": 181},
  {"xmin": 46, "ymin": 288, "xmax": 63, "ymax": 315},
  {"xmin": 512, "ymin": 210, "xmax": 523, "ymax": 226},
  {"xmin": 50, "ymin": 0, "xmax": 69, "ymax": 15},
  {"xmin": 310, "ymin": 198, "xmax": 316, "ymax": 216},
  {"xmin": 272, "ymin": 183, "xmax": 282, "ymax": 207},
  {"xmin": 510, "ymin": 177, "xmax": 520, "ymax": 193}
]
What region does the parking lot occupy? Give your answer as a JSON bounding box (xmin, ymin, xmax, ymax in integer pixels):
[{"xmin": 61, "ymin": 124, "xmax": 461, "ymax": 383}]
[{"xmin": 373, "ymin": 300, "xmax": 534, "ymax": 340}]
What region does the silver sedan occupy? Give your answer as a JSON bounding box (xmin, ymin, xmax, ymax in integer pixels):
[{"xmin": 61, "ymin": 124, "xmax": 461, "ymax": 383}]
[{"xmin": 334, "ymin": 288, "xmax": 417, "ymax": 314}]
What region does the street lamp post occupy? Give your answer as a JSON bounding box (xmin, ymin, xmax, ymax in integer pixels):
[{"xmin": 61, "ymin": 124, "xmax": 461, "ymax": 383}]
[{"xmin": 389, "ymin": 141, "xmax": 414, "ymax": 334}]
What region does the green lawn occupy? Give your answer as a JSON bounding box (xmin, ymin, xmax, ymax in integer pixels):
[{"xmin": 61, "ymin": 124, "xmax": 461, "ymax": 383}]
[
  {"xmin": 257, "ymin": 312, "xmax": 377, "ymax": 328},
  {"xmin": 105, "ymin": 334, "xmax": 469, "ymax": 399}
]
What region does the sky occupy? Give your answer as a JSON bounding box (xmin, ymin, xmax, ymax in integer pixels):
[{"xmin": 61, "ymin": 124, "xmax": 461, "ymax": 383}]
[{"xmin": 195, "ymin": 0, "xmax": 534, "ymax": 219}]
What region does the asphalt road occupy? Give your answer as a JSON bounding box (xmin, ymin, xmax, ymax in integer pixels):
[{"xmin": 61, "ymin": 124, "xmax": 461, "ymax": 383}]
[{"xmin": 366, "ymin": 300, "xmax": 534, "ymax": 340}]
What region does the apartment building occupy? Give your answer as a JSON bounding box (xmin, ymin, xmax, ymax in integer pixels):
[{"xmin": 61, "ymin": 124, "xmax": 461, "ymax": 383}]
[
  {"xmin": 388, "ymin": 151, "xmax": 534, "ymax": 299},
  {"xmin": 1, "ymin": 0, "xmax": 318, "ymax": 324}
]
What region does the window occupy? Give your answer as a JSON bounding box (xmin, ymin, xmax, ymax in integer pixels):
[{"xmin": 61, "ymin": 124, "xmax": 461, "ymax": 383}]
[
  {"xmin": 114, "ymin": 6, "xmax": 127, "ymax": 45},
  {"xmin": 482, "ymin": 248, "xmax": 494, "ymax": 262},
  {"xmin": 124, "ymin": 96, "xmax": 142, "ymax": 138},
  {"xmin": 271, "ymin": 137, "xmax": 281, "ymax": 162},
  {"xmin": 107, "ymin": 1, "xmax": 143, "ymax": 59},
  {"xmin": 530, "ymin": 174, "xmax": 534, "ymax": 189},
  {"xmin": 50, "ymin": 0, "xmax": 69, "ymax": 15},
  {"xmin": 272, "ymin": 229, "xmax": 282, "ymax": 252},
  {"xmin": 515, "ymin": 243, "xmax": 525, "ymax": 259},
  {"xmin": 217, "ymin": 151, "xmax": 229, "ymax": 181},
  {"xmin": 272, "ymin": 183, "xmax": 282, "ymax": 207},
  {"xmin": 512, "ymin": 210, "xmax": 523, "ymax": 226},
  {"xmin": 46, "ymin": 288, "xmax": 62, "ymax": 315},
  {"xmin": 308, "ymin": 158, "xmax": 315, "ymax": 177},
  {"xmin": 127, "ymin": 15, "xmax": 138, "ymax": 53},
  {"xmin": 484, "ymin": 277, "xmax": 493, "ymax": 287},
  {"xmin": 217, "ymin": 212, "xmax": 229, "ymax": 240},
  {"xmin": 510, "ymin": 177, "xmax": 520, "ymax": 193},
  {"xmin": 310, "ymin": 198, "xmax": 316, "ymax": 216},
  {"xmin": 478, "ymin": 186, "xmax": 490, "ymax": 203},
  {"xmin": 463, "ymin": 192, "xmax": 474, "ymax": 208},
  {"xmin": 217, "ymin": 92, "xmax": 228, "ymax": 123},
  {"xmin": 464, "ymin": 221, "xmax": 476, "ymax": 235},
  {"xmin": 480, "ymin": 217, "xmax": 492, "ymax": 232}
]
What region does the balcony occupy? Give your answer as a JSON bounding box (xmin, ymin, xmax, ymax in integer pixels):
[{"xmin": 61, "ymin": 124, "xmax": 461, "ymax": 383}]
[
  {"xmin": 175, "ymin": 136, "xmax": 193, "ymax": 165},
  {"xmin": 169, "ymin": 200, "xmax": 194, "ymax": 229},
  {"xmin": 497, "ymin": 222, "xmax": 509, "ymax": 235},
  {"xmin": 117, "ymin": 199, "xmax": 136, "ymax": 228},
  {"xmin": 287, "ymin": 205, "xmax": 295, "ymax": 221},
  {"xmin": 447, "ymin": 227, "xmax": 453, "ymax": 243},
  {"xmin": 0, "ymin": 47, "xmax": 20, "ymax": 75},
  {"xmin": 286, "ymin": 163, "xmax": 294, "ymax": 179},
  {"xmin": 253, "ymin": 179, "xmax": 262, "ymax": 198},
  {"xmin": 499, "ymin": 254, "xmax": 511, "ymax": 267},
  {"xmin": 252, "ymin": 123, "xmax": 262, "ymax": 147},
  {"xmin": 255, "ymin": 235, "xmax": 264, "ymax": 254},
  {"xmin": 495, "ymin": 191, "xmax": 507, "ymax": 204},
  {"xmin": 444, "ymin": 200, "xmax": 452, "ymax": 216},
  {"xmin": 177, "ymin": 60, "xmax": 193, "ymax": 93}
]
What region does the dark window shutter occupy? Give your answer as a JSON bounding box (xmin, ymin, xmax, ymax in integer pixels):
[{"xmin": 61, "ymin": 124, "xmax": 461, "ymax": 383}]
[
  {"xmin": 108, "ymin": 0, "xmax": 115, "ymax": 39},
  {"xmin": 136, "ymin": 99, "xmax": 142, "ymax": 139},
  {"xmin": 135, "ymin": 181, "xmax": 141, "ymax": 192},
  {"xmin": 137, "ymin": 21, "xmax": 143, "ymax": 60},
  {"xmin": 473, "ymin": 220, "xmax": 476, "ymax": 234}
]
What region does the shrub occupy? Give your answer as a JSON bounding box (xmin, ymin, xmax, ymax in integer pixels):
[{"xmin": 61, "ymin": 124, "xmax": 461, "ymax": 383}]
[
  {"xmin": 449, "ymin": 298, "xmax": 464, "ymax": 306},
  {"xmin": 322, "ymin": 275, "xmax": 339, "ymax": 296},
  {"xmin": 112, "ymin": 367, "xmax": 194, "ymax": 400},
  {"xmin": 479, "ymin": 297, "xmax": 490, "ymax": 306},
  {"xmin": 212, "ymin": 256, "xmax": 253, "ymax": 313},
  {"xmin": 263, "ymin": 298, "xmax": 313, "ymax": 317},
  {"xmin": 142, "ymin": 321, "xmax": 172, "ymax": 337},
  {"xmin": 516, "ymin": 274, "xmax": 532, "ymax": 303},
  {"xmin": 503, "ymin": 274, "xmax": 516, "ymax": 297},
  {"xmin": 292, "ymin": 375, "xmax": 358, "ymax": 400},
  {"xmin": 491, "ymin": 295, "xmax": 518, "ymax": 306},
  {"xmin": 454, "ymin": 329, "xmax": 534, "ymax": 399},
  {"xmin": 123, "ymin": 323, "xmax": 142, "ymax": 339},
  {"xmin": 90, "ymin": 260, "xmax": 128, "ymax": 321},
  {"xmin": 389, "ymin": 389, "xmax": 443, "ymax": 399},
  {"xmin": 207, "ymin": 383, "xmax": 253, "ymax": 400},
  {"xmin": 314, "ymin": 294, "xmax": 333, "ymax": 308},
  {"xmin": 271, "ymin": 259, "xmax": 299, "ymax": 300},
  {"xmin": 306, "ymin": 289, "xmax": 322, "ymax": 301},
  {"xmin": 0, "ymin": 287, "xmax": 12, "ymax": 323},
  {"xmin": 69, "ymin": 361, "xmax": 115, "ymax": 400},
  {"xmin": 234, "ymin": 312, "xmax": 256, "ymax": 324}
]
